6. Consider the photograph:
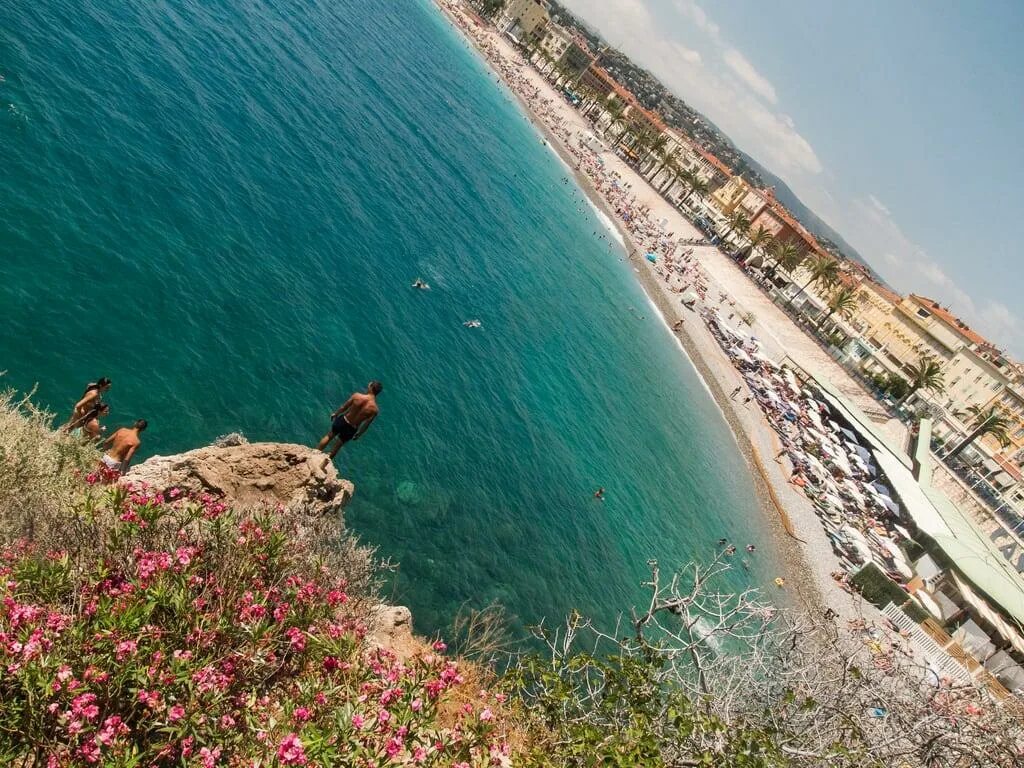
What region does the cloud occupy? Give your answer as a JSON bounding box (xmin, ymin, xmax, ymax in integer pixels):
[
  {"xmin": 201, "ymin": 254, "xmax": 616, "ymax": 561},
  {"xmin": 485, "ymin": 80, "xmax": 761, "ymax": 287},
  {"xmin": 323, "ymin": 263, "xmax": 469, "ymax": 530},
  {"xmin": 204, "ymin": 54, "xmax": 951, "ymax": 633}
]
[
  {"xmin": 675, "ymin": 0, "xmax": 720, "ymax": 43},
  {"xmin": 677, "ymin": 45, "xmax": 702, "ymax": 66},
  {"xmin": 867, "ymin": 194, "xmax": 890, "ymax": 217},
  {"xmin": 557, "ymin": 0, "xmax": 821, "ymax": 177},
  {"xmin": 723, "ymin": 49, "xmax": 777, "ymax": 104}
]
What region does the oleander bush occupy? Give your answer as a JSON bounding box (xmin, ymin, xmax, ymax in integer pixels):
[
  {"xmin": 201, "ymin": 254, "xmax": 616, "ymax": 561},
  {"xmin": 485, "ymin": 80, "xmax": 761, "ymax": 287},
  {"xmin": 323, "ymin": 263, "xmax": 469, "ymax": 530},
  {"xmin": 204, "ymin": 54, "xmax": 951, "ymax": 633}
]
[{"xmin": 0, "ymin": 483, "xmax": 512, "ymax": 767}]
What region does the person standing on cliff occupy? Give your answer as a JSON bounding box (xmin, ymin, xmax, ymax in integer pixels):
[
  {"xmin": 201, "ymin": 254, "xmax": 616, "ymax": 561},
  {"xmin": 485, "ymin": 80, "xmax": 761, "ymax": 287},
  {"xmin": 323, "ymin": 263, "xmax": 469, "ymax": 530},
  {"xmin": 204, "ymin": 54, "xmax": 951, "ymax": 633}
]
[
  {"xmin": 317, "ymin": 381, "xmax": 382, "ymax": 460},
  {"xmin": 99, "ymin": 419, "xmax": 147, "ymax": 477}
]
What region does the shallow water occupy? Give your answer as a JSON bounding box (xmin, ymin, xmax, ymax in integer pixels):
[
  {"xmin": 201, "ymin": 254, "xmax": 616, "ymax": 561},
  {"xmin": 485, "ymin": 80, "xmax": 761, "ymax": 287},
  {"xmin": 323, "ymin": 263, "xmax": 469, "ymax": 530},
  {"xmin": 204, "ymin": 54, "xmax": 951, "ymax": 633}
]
[{"xmin": 0, "ymin": 0, "xmax": 779, "ymax": 636}]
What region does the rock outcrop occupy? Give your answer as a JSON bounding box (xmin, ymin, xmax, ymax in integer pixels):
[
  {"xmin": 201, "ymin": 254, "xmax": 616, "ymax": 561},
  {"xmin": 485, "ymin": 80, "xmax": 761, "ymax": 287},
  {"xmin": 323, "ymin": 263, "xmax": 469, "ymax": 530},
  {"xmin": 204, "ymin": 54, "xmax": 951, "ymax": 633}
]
[{"xmin": 125, "ymin": 442, "xmax": 354, "ymax": 516}]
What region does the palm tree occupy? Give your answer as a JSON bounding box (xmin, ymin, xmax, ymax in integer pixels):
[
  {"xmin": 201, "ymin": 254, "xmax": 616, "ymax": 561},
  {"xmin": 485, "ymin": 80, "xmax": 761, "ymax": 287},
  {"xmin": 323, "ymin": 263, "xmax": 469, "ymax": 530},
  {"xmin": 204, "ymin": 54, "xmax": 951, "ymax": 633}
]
[
  {"xmin": 776, "ymin": 246, "xmax": 806, "ymax": 276},
  {"xmin": 739, "ymin": 225, "xmax": 773, "ymax": 263},
  {"xmin": 720, "ymin": 210, "xmax": 751, "ymax": 246},
  {"xmin": 896, "ymin": 355, "xmax": 945, "ymax": 406},
  {"xmin": 818, "ymin": 286, "xmax": 858, "ymax": 327},
  {"xmin": 680, "ymin": 174, "xmax": 708, "ymax": 205},
  {"xmin": 661, "ymin": 162, "xmax": 689, "ymax": 196},
  {"xmin": 945, "ymin": 405, "xmax": 1013, "ymax": 461},
  {"xmin": 763, "ymin": 241, "xmax": 798, "ymax": 275},
  {"xmin": 647, "ymin": 145, "xmax": 675, "ymax": 185},
  {"xmin": 787, "ymin": 254, "xmax": 839, "ymax": 307},
  {"xmin": 599, "ymin": 96, "xmax": 624, "ymax": 133},
  {"xmin": 641, "ymin": 133, "xmax": 669, "ymax": 175}
]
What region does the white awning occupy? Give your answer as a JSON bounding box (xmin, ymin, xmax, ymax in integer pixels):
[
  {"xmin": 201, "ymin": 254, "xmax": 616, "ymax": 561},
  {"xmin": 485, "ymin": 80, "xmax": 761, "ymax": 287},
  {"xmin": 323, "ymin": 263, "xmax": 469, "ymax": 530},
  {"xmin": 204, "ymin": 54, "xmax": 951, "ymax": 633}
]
[{"xmin": 951, "ymin": 573, "xmax": 1024, "ymax": 656}]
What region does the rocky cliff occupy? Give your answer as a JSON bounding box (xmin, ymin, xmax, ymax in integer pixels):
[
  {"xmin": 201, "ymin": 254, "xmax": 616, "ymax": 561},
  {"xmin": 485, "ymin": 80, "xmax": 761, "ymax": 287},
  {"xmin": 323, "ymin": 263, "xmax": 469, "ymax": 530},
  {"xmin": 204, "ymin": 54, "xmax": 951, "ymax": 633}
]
[{"xmin": 125, "ymin": 440, "xmax": 354, "ymax": 516}]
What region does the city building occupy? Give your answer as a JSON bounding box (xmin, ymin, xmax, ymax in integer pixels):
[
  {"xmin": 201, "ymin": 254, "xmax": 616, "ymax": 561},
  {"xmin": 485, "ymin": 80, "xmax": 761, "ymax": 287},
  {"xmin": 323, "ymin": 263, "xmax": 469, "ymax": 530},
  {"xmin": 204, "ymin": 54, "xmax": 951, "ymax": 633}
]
[
  {"xmin": 710, "ymin": 175, "xmax": 755, "ymax": 215},
  {"xmin": 536, "ymin": 23, "xmax": 571, "ymax": 62},
  {"xmin": 495, "ymin": 0, "xmax": 549, "ymax": 45}
]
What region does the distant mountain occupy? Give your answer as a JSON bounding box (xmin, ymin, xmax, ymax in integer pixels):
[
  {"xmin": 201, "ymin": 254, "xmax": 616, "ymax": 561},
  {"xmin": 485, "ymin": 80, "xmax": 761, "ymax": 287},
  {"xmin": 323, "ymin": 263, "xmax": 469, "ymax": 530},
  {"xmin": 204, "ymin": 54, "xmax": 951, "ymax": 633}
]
[{"xmin": 734, "ymin": 151, "xmax": 874, "ymax": 274}]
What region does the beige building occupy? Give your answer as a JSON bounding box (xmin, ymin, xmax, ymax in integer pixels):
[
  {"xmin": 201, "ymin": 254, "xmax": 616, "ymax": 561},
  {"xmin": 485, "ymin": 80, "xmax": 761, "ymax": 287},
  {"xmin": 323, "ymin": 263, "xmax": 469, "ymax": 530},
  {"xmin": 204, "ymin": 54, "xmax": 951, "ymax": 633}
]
[
  {"xmin": 496, "ymin": 0, "xmax": 549, "ymax": 44},
  {"xmin": 537, "ymin": 23, "xmax": 571, "ymax": 62}
]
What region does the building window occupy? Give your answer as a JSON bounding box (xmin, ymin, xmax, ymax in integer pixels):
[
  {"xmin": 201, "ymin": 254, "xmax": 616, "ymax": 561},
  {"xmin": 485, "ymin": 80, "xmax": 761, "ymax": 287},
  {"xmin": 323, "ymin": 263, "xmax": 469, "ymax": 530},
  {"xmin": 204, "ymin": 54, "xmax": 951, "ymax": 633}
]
[{"xmin": 916, "ymin": 308, "xmax": 931, "ymax": 319}]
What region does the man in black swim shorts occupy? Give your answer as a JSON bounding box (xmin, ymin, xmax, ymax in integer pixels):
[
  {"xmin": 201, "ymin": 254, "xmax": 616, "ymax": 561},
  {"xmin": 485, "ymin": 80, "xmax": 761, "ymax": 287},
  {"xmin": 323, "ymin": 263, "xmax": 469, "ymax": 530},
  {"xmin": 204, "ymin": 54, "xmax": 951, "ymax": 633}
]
[{"xmin": 316, "ymin": 381, "xmax": 382, "ymax": 460}]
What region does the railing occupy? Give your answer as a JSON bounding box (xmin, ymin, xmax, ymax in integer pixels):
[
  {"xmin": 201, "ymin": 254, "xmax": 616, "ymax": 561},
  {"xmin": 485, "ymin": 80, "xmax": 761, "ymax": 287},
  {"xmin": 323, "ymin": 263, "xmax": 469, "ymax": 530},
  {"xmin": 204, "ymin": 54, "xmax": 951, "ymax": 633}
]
[
  {"xmin": 882, "ymin": 603, "xmax": 974, "ymax": 685},
  {"xmin": 883, "ymin": 603, "xmax": 1016, "ymax": 701}
]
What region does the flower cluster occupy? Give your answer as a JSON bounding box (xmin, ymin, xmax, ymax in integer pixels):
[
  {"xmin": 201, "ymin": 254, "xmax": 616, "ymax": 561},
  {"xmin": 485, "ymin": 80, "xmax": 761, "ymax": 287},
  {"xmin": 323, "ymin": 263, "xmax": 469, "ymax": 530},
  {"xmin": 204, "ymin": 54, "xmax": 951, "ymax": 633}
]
[{"xmin": 0, "ymin": 485, "xmax": 510, "ymax": 766}]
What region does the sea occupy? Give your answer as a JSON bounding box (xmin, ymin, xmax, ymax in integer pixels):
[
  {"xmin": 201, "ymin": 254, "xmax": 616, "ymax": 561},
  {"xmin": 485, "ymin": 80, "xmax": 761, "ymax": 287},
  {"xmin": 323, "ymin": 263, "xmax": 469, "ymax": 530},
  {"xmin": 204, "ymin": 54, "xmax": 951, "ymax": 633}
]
[{"xmin": 0, "ymin": 0, "xmax": 781, "ymax": 636}]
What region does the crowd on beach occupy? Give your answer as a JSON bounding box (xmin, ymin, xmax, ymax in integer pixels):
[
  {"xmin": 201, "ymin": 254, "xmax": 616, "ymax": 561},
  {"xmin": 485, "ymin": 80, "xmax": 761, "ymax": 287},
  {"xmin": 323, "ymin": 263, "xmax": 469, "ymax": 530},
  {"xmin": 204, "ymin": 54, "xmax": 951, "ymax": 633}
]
[{"xmin": 702, "ymin": 310, "xmax": 920, "ymax": 592}]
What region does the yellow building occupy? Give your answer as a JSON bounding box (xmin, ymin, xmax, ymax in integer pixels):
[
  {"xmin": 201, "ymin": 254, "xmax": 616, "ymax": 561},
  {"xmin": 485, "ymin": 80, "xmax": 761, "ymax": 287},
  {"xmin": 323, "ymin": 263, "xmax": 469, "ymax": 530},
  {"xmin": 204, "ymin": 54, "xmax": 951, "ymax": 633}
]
[
  {"xmin": 710, "ymin": 176, "xmax": 753, "ymax": 215},
  {"xmin": 980, "ymin": 384, "xmax": 1024, "ymax": 464}
]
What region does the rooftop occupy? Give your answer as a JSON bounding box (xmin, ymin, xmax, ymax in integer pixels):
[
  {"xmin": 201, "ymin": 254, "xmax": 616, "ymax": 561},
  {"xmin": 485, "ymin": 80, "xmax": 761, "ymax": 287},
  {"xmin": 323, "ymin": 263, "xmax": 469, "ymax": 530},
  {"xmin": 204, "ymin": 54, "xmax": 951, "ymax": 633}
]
[{"xmin": 908, "ymin": 295, "xmax": 989, "ymax": 347}]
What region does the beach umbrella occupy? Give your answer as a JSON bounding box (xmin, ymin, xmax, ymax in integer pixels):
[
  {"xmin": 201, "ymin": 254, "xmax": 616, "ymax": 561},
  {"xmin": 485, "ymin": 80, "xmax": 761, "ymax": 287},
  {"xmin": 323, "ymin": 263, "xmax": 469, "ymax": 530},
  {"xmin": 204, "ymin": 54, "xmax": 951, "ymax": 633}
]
[
  {"xmin": 680, "ymin": 290, "xmax": 699, "ymax": 305},
  {"xmin": 645, "ymin": 252, "xmax": 657, "ymax": 263},
  {"xmin": 730, "ymin": 348, "xmax": 754, "ymax": 365},
  {"xmin": 878, "ymin": 496, "xmax": 900, "ymax": 515},
  {"xmin": 872, "ymin": 481, "xmax": 892, "ymax": 496},
  {"xmin": 839, "ymin": 427, "xmax": 859, "ymax": 442},
  {"xmin": 847, "ymin": 443, "xmax": 873, "ymax": 464}
]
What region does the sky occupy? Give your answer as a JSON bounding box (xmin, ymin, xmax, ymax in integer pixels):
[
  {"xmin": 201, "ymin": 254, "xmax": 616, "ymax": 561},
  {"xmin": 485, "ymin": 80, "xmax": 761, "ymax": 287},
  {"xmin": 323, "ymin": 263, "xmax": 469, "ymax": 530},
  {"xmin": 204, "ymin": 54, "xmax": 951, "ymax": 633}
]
[{"xmin": 557, "ymin": 0, "xmax": 1024, "ymax": 357}]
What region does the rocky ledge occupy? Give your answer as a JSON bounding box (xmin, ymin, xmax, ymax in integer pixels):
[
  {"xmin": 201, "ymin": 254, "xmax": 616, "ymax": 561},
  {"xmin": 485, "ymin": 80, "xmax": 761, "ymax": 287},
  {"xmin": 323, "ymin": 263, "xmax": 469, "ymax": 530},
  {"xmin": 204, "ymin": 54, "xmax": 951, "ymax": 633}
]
[{"xmin": 124, "ymin": 440, "xmax": 354, "ymax": 517}]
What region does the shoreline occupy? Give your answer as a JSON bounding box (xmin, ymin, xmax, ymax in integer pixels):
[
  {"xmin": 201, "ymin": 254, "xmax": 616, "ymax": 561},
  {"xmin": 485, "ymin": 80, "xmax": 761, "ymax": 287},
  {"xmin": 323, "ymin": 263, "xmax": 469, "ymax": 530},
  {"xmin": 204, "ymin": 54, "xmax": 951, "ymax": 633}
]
[{"xmin": 435, "ymin": 1, "xmax": 870, "ymax": 616}]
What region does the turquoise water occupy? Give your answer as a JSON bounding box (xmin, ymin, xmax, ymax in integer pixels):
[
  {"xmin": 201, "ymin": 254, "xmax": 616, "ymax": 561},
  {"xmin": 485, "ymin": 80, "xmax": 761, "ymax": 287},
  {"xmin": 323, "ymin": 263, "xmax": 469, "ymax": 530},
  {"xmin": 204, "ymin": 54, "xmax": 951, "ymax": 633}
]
[{"xmin": 0, "ymin": 0, "xmax": 779, "ymax": 635}]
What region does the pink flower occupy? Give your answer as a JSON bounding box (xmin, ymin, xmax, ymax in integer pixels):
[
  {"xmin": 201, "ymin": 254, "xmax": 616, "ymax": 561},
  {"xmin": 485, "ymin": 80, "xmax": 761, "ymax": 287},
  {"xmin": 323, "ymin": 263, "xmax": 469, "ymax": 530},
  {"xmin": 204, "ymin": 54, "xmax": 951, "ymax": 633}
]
[
  {"xmin": 293, "ymin": 706, "xmax": 311, "ymax": 723},
  {"xmin": 432, "ymin": 640, "xmax": 447, "ymax": 652},
  {"xmin": 351, "ymin": 713, "xmax": 365, "ymax": 730},
  {"xmin": 385, "ymin": 737, "xmax": 403, "ymax": 758},
  {"xmin": 276, "ymin": 734, "xmax": 307, "ymax": 766},
  {"xmin": 284, "ymin": 627, "xmax": 306, "ymax": 652},
  {"xmin": 168, "ymin": 705, "xmax": 185, "ymax": 722},
  {"xmin": 219, "ymin": 714, "xmax": 236, "ymax": 729},
  {"xmin": 413, "ymin": 747, "xmax": 427, "ymax": 763},
  {"xmin": 96, "ymin": 715, "xmax": 129, "ymax": 746},
  {"xmin": 199, "ymin": 746, "xmax": 221, "ymax": 768},
  {"xmin": 115, "ymin": 639, "xmax": 137, "ymax": 660},
  {"xmin": 379, "ymin": 687, "xmax": 402, "ymax": 706},
  {"xmin": 479, "ymin": 707, "xmax": 494, "ymax": 722},
  {"xmin": 410, "ymin": 698, "xmax": 423, "ymax": 712}
]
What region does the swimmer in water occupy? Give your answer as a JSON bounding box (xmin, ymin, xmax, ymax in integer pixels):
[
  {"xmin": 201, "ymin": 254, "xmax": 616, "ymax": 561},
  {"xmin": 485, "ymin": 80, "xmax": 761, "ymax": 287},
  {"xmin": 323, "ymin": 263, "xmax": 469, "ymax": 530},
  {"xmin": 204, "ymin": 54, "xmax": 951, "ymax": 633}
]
[
  {"xmin": 463, "ymin": 319, "xmax": 481, "ymax": 328},
  {"xmin": 411, "ymin": 278, "xmax": 430, "ymax": 290}
]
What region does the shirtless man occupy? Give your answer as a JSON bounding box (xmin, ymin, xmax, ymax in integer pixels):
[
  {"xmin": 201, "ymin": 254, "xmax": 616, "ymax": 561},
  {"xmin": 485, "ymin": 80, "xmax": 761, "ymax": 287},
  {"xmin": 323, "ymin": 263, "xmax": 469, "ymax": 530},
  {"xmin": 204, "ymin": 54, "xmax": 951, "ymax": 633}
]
[
  {"xmin": 317, "ymin": 381, "xmax": 382, "ymax": 459},
  {"xmin": 99, "ymin": 419, "xmax": 147, "ymax": 475}
]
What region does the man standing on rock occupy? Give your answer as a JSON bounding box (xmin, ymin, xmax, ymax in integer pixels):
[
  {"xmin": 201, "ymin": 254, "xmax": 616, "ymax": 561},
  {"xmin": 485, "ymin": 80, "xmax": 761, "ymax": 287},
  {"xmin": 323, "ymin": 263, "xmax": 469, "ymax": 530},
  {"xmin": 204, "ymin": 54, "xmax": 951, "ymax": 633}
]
[
  {"xmin": 317, "ymin": 381, "xmax": 382, "ymax": 460},
  {"xmin": 99, "ymin": 419, "xmax": 147, "ymax": 476}
]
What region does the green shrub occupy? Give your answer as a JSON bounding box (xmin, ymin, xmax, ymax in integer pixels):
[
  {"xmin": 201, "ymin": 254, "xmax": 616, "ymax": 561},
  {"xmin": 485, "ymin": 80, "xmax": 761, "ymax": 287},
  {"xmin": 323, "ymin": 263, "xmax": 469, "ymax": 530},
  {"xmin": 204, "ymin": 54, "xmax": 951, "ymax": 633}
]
[{"xmin": 850, "ymin": 562, "xmax": 927, "ymax": 622}]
